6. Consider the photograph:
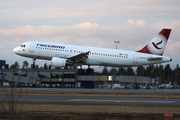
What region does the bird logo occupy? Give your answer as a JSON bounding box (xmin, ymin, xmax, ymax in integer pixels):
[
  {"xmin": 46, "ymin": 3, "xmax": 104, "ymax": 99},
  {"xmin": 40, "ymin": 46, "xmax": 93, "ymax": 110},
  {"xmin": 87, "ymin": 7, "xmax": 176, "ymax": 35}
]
[{"xmin": 152, "ymin": 40, "xmax": 163, "ymax": 50}]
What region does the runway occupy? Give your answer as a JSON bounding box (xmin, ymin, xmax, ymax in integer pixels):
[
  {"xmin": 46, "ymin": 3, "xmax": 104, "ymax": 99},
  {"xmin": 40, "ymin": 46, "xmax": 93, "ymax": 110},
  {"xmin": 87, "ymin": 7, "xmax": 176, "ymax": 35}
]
[
  {"xmin": 1, "ymin": 88, "xmax": 180, "ymax": 93},
  {"xmin": 0, "ymin": 95, "xmax": 180, "ymax": 104},
  {"xmin": 1, "ymin": 88, "xmax": 180, "ymax": 104}
]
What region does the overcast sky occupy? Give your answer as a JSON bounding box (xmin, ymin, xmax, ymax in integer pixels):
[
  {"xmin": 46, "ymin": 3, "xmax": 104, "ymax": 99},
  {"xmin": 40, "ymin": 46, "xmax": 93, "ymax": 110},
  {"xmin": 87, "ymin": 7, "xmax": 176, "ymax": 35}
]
[{"xmin": 0, "ymin": 0, "xmax": 180, "ymax": 71}]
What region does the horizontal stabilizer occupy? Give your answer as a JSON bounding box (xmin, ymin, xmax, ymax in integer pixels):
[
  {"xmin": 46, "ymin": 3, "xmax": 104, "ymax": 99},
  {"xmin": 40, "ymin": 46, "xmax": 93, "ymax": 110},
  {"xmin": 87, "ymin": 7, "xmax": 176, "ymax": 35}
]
[{"xmin": 147, "ymin": 57, "xmax": 163, "ymax": 61}]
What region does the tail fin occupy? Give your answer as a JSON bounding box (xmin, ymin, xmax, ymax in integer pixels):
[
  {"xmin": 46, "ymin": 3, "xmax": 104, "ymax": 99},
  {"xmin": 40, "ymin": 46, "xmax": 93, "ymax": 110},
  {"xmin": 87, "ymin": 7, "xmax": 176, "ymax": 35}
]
[{"xmin": 136, "ymin": 28, "xmax": 171, "ymax": 56}]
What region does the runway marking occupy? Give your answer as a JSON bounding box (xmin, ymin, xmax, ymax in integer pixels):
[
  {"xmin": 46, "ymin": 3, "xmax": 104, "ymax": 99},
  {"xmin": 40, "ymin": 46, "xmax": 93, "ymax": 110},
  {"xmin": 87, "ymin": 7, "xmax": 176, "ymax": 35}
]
[{"xmin": 68, "ymin": 99, "xmax": 177, "ymax": 103}]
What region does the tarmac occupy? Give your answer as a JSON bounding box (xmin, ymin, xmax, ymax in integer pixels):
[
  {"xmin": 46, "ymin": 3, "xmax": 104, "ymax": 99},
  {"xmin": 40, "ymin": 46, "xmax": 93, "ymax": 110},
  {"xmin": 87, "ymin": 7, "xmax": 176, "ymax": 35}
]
[
  {"xmin": 1, "ymin": 87, "xmax": 180, "ymax": 93},
  {"xmin": 1, "ymin": 88, "xmax": 180, "ymax": 104},
  {"xmin": 1, "ymin": 95, "xmax": 179, "ymax": 104}
]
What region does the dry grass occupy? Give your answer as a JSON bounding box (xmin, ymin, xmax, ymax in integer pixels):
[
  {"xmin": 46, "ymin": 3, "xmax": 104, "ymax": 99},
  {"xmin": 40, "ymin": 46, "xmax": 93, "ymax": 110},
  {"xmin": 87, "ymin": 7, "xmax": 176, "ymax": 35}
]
[
  {"xmin": 2, "ymin": 101, "xmax": 178, "ymax": 114},
  {"xmin": 1, "ymin": 90, "xmax": 180, "ymax": 120},
  {"xmin": 1, "ymin": 101, "xmax": 180, "ymax": 119}
]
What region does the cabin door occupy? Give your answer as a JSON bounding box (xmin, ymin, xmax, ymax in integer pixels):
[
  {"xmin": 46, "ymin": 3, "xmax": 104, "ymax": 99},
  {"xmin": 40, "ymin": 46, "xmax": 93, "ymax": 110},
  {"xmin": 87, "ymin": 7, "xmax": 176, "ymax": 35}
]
[{"xmin": 133, "ymin": 53, "xmax": 138, "ymax": 64}]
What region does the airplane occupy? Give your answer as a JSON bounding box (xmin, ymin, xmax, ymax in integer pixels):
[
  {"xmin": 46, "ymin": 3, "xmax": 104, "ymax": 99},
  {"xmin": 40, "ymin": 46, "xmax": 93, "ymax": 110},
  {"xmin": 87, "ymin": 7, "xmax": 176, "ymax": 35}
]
[{"xmin": 13, "ymin": 28, "xmax": 172, "ymax": 74}]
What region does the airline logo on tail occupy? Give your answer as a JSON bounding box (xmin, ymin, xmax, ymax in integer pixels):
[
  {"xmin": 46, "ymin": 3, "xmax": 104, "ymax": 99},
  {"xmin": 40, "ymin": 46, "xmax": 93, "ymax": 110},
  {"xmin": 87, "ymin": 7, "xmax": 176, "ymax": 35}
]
[
  {"xmin": 152, "ymin": 40, "xmax": 163, "ymax": 50},
  {"xmin": 137, "ymin": 28, "xmax": 171, "ymax": 56}
]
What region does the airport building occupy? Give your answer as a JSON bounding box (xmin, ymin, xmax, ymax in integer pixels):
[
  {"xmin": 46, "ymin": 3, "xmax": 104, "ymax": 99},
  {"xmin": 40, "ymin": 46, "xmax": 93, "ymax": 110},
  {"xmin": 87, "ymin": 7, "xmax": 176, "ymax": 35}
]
[
  {"xmin": 0, "ymin": 69, "xmax": 154, "ymax": 88},
  {"xmin": 0, "ymin": 60, "xmax": 9, "ymax": 69}
]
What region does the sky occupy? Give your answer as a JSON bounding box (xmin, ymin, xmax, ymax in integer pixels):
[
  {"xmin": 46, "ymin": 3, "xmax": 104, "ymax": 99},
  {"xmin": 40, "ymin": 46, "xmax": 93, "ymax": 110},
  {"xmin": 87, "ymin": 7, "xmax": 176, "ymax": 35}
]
[{"xmin": 0, "ymin": 0, "xmax": 180, "ymax": 71}]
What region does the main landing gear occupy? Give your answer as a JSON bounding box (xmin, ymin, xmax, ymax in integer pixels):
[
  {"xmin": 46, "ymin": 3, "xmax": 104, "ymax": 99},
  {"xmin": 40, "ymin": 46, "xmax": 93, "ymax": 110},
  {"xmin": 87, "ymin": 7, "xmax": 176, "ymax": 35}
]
[
  {"xmin": 86, "ymin": 68, "xmax": 93, "ymax": 73},
  {"xmin": 78, "ymin": 65, "xmax": 94, "ymax": 75},
  {"xmin": 78, "ymin": 69, "xmax": 84, "ymax": 75},
  {"xmin": 31, "ymin": 58, "xmax": 36, "ymax": 69}
]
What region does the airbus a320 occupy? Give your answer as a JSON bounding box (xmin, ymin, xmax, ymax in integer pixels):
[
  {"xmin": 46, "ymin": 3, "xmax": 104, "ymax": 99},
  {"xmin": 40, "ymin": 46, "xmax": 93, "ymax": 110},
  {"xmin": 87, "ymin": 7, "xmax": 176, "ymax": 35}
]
[{"xmin": 13, "ymin": 28, "xmax": 172, "ymax": 74}]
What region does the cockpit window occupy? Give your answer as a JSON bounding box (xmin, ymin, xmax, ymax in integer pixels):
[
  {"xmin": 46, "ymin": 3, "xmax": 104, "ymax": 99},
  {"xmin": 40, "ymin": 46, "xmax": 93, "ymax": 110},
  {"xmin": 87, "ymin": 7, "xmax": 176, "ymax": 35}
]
[{"xmin": 21, "ymin": 44, "xmax": 26, "ymax": 47}]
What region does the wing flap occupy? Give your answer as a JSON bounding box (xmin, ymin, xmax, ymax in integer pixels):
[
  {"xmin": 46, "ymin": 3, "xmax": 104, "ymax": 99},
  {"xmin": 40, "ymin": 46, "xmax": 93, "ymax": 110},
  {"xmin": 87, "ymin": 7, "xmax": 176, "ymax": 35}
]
[{"xmin": 67, "ymin": 51, "xmax": 90, "ymax": 63}]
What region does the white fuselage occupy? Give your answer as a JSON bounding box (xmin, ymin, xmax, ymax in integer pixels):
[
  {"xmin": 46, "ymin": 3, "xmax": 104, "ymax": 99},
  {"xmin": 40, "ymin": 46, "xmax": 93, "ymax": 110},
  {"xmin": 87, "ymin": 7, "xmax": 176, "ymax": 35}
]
[{"xmin": 13, "ymin": 41, "xmax": 172, "ymax": 67}]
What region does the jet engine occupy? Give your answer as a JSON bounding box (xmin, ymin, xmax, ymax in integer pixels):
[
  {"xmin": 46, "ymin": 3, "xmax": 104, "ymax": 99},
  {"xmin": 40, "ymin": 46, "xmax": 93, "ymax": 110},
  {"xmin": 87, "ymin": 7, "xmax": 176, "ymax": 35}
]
[{"xmin": 51, "ymin": 57, "xmax": 74, "ymax": 67}]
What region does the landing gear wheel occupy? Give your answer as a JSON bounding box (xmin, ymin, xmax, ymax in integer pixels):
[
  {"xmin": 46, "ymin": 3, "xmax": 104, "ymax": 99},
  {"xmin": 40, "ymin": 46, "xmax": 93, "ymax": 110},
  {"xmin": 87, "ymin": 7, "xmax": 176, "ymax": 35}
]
[
  {"xmin": 86, "ymin": 68, "xmax": 93, "ymax": 73},
  {"xmin": 31, "ymin": 64, "xmax": 35, "ymax": 69},
  {"xmin": 78, "ymin": 69, "xmax": 84, "ymax": 75},
  {"xmin": 31, "ymin": 58, "xmax": 36, "ymax": 69}
]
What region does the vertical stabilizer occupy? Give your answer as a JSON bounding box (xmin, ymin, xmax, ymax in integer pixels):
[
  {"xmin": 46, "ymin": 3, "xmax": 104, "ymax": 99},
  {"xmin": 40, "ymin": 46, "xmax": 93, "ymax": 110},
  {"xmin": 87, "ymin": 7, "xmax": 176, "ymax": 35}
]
[{"xmin": 136, "ymin": 28, "xmax": 171, "ymax": 56}]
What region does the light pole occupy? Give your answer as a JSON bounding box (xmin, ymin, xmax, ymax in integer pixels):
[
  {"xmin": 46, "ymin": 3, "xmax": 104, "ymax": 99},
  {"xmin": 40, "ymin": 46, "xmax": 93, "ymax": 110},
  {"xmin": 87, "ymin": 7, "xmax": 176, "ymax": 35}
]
[
  {"xmin": 113, "ymin": 41, "xmax": 120, "ymax": 88},
  {"xmin": 134, "ymin": 71, "xmax": 137, "ymax": 89},
  {"xmin": 114, "ymin": 41, "xmax": 119, "ymax": 49}
]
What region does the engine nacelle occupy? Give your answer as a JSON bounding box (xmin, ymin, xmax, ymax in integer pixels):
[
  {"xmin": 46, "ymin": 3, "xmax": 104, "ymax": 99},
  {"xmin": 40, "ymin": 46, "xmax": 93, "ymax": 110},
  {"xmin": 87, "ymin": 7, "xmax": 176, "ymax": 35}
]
[{"xmin": 51, "ymin": 57, "xmax": 73, "ymax": 67}]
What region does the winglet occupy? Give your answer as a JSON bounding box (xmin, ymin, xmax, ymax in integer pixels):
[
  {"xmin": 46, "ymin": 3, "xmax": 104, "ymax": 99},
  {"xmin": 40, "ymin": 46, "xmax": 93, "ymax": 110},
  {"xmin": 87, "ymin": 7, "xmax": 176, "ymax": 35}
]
[
  {"xmin": 85, "ymin": 51, "xmax": 90, "ymax": 55},
  {"xmin": 136, "ymin": 28, "xmax": 171, "ymax": 56}
]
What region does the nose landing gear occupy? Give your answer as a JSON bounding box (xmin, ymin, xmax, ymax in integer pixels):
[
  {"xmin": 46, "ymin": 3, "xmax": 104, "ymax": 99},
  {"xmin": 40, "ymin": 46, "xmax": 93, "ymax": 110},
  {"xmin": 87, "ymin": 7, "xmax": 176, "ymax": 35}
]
[{"xmin": 31, "ymin": 58, "xmax": 36, "ymax": 69}]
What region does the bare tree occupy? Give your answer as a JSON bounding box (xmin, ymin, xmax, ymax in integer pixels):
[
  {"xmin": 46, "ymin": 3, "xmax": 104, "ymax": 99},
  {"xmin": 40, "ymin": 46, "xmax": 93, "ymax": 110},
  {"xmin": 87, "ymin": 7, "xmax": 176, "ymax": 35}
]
[{"xmin": 1, "ymin": 71, "xmax": 24, "ymax": 120}]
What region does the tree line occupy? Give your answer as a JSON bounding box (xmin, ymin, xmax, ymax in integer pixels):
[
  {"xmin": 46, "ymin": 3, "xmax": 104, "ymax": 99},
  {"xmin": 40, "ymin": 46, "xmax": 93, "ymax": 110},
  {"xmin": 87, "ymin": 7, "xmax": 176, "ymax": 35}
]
[
  {"xmin": 97, "ymin": 64, "xmax": 180, "ymax": 84},
  {"xmin": 10, "ymin": 61, "xmax": 51, "ymax": 69},
  {"xmin": 10, "ymin": 61, "xmax": 180, "ymax": 84}
]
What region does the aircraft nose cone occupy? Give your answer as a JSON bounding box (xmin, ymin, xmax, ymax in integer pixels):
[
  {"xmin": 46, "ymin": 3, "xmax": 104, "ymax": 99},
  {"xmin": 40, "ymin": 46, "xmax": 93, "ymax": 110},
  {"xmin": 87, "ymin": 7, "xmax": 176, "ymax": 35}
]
[{"xmin": 13, "ymin": 47, "xmax": 18, "ymax": 53}]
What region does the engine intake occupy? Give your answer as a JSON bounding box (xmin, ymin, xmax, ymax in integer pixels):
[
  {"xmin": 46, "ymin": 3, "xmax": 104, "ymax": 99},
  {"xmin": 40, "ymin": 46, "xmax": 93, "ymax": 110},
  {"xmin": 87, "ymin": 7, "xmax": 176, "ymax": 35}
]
[{"xmin": 51, "ymin": 57, "xmax": 74, "ymax": 67}]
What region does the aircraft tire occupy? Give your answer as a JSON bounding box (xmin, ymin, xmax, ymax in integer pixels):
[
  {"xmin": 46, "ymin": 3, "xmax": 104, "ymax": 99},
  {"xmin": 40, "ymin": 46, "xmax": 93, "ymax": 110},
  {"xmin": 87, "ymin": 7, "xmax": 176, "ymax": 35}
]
[
  {"xmin": 78, "ymin": 69, "xmax": 84, "ymax": 75},
  {"xmin": 86, "ymin": 68, "xmax": 93, "ymax": 73},
  {"xmin": 31, "ymin": 64, "xmax": 35, "ymax": 69}
]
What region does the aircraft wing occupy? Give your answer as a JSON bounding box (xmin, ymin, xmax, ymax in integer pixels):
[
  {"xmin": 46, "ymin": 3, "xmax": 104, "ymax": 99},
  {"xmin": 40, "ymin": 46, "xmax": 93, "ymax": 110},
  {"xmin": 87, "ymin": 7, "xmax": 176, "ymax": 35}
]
[
  {"xmin": 147, "ymin": 57, "xmax": 163, "ymax": 61},
  {"xmin": 67, "ymin": 51, "xmax": 90, "ymax": 64}
]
